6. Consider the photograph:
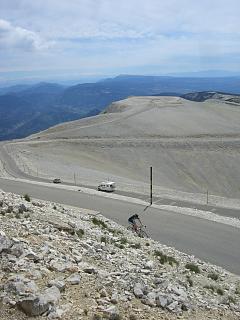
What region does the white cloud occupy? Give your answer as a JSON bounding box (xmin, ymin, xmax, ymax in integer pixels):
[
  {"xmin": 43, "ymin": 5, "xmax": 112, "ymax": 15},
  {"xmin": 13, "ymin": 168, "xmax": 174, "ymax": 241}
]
[
  {"xmin": 0, "ymin": 0, "xmax": 240, "ymax": 75},
  {"xmin": 0, "ymin": 19, "xmax": 53, "ymax": 51}
]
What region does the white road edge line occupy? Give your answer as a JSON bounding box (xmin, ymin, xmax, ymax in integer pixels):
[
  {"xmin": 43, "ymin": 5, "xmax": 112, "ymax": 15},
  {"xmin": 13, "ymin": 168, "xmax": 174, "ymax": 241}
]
[{"xmin": 1, "ymin": 176, "xmax": 240, "ymax": 230}]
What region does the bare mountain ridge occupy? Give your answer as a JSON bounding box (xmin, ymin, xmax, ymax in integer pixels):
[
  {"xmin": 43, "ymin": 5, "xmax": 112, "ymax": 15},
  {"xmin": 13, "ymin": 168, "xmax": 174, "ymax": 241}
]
[
  {"xmin": 1, "ymin": 74, "xmax": 240, "ymax": 140},
  {"xmin": 5, "ymin": 94, "xmax": 239, "ymax": 199}
]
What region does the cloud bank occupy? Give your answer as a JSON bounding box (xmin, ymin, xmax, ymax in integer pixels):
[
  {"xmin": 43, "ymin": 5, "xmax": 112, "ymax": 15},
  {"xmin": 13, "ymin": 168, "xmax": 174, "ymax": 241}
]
[
  {"xmin": 0, "ymin": 0, "xmax": 240, "ymax": 79},
  {"xmin": 0, "ymin": 19, "xmax": 52, "ymax": 51}
]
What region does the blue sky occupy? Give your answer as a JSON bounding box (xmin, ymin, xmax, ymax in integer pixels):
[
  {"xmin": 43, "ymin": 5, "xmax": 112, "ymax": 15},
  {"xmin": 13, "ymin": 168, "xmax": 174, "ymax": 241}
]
[{"xmin": 0, "ymin": 0, "xmax": 240, "ymax": 85}]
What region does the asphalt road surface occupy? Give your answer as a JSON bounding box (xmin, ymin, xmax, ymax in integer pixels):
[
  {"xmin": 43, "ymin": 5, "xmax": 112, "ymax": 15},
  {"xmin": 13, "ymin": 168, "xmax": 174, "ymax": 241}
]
[
  {"xmin": 1, "ymin": 143, "xmax": 240, "ymax": 220},
  {"xmin": 0, "ymin": 177, "xmax": 239, "ymax": 275}
]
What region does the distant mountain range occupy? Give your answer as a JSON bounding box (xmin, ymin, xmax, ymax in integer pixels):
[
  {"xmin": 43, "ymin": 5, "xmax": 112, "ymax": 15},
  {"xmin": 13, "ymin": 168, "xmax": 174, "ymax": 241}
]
[{"xmin": 1, "ymin": 75, "xmax": 240, "ymax": 141}]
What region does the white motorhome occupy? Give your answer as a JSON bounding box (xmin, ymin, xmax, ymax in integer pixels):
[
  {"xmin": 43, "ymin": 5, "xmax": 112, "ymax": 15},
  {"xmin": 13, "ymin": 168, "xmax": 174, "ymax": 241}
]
[{"xmin": 98, "ymin": 181, "xmax": 116, "ymax": 192}]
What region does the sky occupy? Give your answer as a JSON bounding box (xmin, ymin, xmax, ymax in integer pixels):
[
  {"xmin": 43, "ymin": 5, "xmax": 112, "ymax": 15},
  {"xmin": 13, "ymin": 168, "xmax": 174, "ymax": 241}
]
[{"xmin": 0, "ymin": 0, "xmax": 240, "ymax": 85}]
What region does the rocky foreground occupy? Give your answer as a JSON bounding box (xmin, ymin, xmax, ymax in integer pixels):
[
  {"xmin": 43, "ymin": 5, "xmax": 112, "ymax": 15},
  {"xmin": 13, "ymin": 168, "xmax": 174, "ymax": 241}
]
[{"xmin": 0, "ymin": 190, "xmax": 240, "ymax": 320}]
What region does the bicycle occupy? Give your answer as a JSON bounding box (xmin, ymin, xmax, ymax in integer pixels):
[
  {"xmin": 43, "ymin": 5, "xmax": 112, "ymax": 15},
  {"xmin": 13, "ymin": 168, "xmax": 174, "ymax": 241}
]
[{"xmin": 127, "ymin": 223, "xmax": 149, "ymax": 238}]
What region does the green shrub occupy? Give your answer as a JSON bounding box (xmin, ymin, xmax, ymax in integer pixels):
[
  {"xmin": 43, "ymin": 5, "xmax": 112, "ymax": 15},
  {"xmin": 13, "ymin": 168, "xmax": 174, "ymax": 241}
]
[
  {"xmin": 92, "ymin": 217, "xmax": 107, "ymax": 229},
  {"xmin": 120, "ymin": 237, "xmax": 128, "ymax": 245},
  {"xmin": 154, "ymin": 250, "xmax": 179, "ymax": 266},
  {"xmin": 130, "ymin": 243, "xmax": 141, "ymax": 249},
  {"xmin": 204, "ymin": 284, "xmax": 215, "ymax": 292},
  {"xmin": 100, "ymin": 236, "xmax": 107, "ymax": 243},
  {"xmin": 23, "ymin": 194, "xmax": 31, "ymax": 202},
  {"xmin": 216, "ymin": 287, "xmax": 224, "ymax": 295},
  {"xmin": 76, "ymin": 229, "xmax": 84, "ymax": 238},
  {"xmin": 185, "ymin": 263, "xmax": 201, "ymax": 274},
  {"xmin": 208, "ymin": 272, "xmax": 219, "ymax": 281},
  {"xmin": 228, "ymin": 296, "xmax": 236, "ymax": 304}
]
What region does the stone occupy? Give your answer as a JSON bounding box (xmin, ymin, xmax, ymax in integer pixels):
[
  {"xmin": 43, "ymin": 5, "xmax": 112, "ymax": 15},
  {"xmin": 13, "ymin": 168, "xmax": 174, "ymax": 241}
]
[
  {"xmin": 145, "ymin": 260, "xmax": 154, "ymax": 269},
  {"xmin": 156, "ymin": 295, "xmax": 168, "ymax": 308},
  {"xmin": 133, "ymin": 285, "xmax": 144, "ymax": 299},
  {"xmin": 0, "ymin": 235, "xmax": 13, "ymax": 253},
  {"xmin": 41, "ymin": 286, "xmax": 61, "ymax": 304},
  {"xmin": 18, "ymin": 296, "xmax": 50, "ymax": 316},
  {"xmin": 167, "ymin": 301, "xmax": 181, "ymax": 313},
  {"xmin": 66, "ymin": 273, "xmax": 81, "ymax": 285},
  {"xmin": 9, "ymin": 243, "xmax": 25, "ymax": 258},
  {"xmin": 111, "ymin": 292, "xmax": 118, "ymax": 304},
  {"xmin": 18, "ymin": 203, "xmax": 28, "ymax": 213},
  {"xmin": 48, "ymin": 280, "xmax": 66, "ymax": 292}
]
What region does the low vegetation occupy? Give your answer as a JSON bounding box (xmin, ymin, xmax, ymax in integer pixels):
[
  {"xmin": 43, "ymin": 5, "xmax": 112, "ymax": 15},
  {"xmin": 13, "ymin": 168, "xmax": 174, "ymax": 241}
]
[
  {"xmin": 23, "ymin": 194, "xmax": 31, "ymax": 202},
  {"xmin": 208, "ymin": 272, "xmax": 219, "ymax": 281},
  {"xmin": 204, "ymin": 285, "xmax": 224, "ymax": 295},
  {"xmin": 185, "ymin": 263, "xmax": 201, "ymax": 273},
  {"xmin": 154, "ymin": 250, "xmax": 179, "ymax": 266},
  {"xmin": 76, "ymin": 229, "xmax": 84, "ymax": 238},
  {"xmin": 92, "ymin": 217, "xmax": 123, "ymax": 235}
]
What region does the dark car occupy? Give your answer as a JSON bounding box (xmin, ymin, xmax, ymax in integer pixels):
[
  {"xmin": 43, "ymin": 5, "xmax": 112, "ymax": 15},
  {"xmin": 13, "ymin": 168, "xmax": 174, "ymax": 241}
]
[{"xmin": 53, "ymin": 178, "xmax": 61, "ymax": 184}]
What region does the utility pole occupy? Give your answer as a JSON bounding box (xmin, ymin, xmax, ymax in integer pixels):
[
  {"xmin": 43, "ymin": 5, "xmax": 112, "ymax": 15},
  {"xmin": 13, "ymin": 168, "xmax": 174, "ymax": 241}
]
[
  {"xmin": 74, "ymin": 172, "xmax": 76, "ymax": 185},
  {"xmin": 150, "ymin": 166, "xmax": 153, "ymax": 205},
  {"xmin": 206, "ymin": 189, "xmax": 209, "ymax": 204}
]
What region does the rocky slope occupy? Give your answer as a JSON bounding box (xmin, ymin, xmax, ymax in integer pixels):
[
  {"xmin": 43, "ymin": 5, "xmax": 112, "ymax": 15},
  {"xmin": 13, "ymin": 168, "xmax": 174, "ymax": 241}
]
[{"xmin": 0, "ymin": 190, "xmax": 240, "ymax": 319}]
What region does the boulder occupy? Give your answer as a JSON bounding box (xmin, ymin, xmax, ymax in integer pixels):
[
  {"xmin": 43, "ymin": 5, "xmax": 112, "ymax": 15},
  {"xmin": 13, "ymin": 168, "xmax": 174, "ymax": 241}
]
[{"xmin": 66, "ymin": 273, "xmax": 81, "ymax": 285}]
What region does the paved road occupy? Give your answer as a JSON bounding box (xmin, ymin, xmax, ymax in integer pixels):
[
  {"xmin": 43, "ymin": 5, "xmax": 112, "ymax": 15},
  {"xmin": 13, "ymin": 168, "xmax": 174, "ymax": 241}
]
[
  {"xmin": 1, "ymin": 143, "xmax": 240, "ymax": 220},
  {"xmin": 0, "ymin": 177, "xmax": 239, "ymax": 275}
]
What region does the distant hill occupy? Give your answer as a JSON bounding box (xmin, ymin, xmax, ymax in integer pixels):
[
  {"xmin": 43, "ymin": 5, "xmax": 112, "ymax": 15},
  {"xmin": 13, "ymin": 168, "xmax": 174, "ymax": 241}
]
[
  {"xmin": 1, "ymin": 75, "xmax": 240, "ymax": 141},
  {"xmin": 182, "ymin": 91, "xmax": 240, "ymax": 102}
]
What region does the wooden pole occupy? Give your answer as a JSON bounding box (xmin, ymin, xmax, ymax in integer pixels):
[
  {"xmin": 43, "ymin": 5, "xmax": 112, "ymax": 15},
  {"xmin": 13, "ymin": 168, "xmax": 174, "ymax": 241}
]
[{"xmin": 150, "ymin": 166, "xmax": 153, "ymax": 205}]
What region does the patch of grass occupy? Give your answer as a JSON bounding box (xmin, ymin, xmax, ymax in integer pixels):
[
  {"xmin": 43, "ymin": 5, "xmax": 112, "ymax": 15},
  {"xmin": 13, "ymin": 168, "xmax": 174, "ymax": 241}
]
[
  {"xmin": 15, "ymin": 212, "xmax": 21, "ymax": 219},
  {"xmin": 208, "ymin": 272, "xmax": 219, "ymax": 281},
  {"xmin": 154, "ymin": 250, "xmax": 179, "ymax": 266},
  {"xmin": 216, "ymin": 287, "xmax": 224, "ymax": 296},
  {"xmin": 23, "ymin": 194, "xmax": 31, "ymax": 202},
  {"xmin": 92, "ymin": 217, "xmax": 123, "ymax": 235},
  {"xmin": 92, "ymin": 217, "xmax": 108, "ymax": 229},
  {"xmin": 186, "ymin": 275, "xmax": 193, "ymax": 287},
  {"xmin": 130, "ymin": 243, "xmax": 141, "ymax": 249},
  {"xmin": 120, "ymin": 237, "xmax": 128, "ymax": 245},
  {"xmin": 228, "ymin": 296, "xmax": 236, "ymax": 304},
  {"xmin": 204, "ymin": 284, "xmax": 215, "ymax": 292},
  {"xmin": 204, "ymin": 285, "xmax": 224, "ymax": 295},
  {"xmin": 100, "ymin": 236, "xmax": 106, "ymax": 243},
  {"xmin": 76, "ymin": 229, "xmax": 84, "ymax": 238},
  {"xmin": 185, "ymin": 263, "xmax": 201, "ymax": 274}
]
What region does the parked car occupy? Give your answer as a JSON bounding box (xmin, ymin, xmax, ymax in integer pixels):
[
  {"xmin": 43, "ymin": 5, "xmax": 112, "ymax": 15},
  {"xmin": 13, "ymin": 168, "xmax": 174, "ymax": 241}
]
[
  {"xmin": 53, "ymin": 178, "xmax": 61, "ymax": 184},
  {"xmin": 98, "ymin": 181, "xmax": 116, "ymax": 192}
]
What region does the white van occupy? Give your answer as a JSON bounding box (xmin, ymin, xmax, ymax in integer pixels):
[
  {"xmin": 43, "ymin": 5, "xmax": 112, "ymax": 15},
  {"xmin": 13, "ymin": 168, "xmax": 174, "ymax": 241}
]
[{"xmin": 98, "ymin": 181, "xmax": 116, "ymax": 192}]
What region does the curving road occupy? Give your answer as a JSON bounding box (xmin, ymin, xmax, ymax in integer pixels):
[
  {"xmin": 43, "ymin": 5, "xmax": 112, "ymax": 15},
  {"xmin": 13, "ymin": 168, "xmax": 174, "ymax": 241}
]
[
  {"xmin": 0, "ymin": 177, "xmax": 240, "ymax": 275},
  {"xmin": 1, "ymin": 142, "xmax": 240, "ymax": 274}
]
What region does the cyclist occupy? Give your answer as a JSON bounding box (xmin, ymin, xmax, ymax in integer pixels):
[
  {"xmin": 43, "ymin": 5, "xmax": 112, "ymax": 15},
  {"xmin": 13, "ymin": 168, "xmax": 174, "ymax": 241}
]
[{"xmin": 128, "ymin": 214, "xmax": 142, "ymax": 232}]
